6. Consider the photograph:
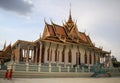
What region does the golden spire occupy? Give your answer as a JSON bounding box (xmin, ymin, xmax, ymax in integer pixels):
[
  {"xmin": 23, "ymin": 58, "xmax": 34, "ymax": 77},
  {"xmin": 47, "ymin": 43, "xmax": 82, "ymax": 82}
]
[
  {"xmin": 65, "ymin": 3, "xmax": 75, "ymax": 31},
  {"xmin": 67, "ymin": 3, "xmax": 73, "ymax": 23}
]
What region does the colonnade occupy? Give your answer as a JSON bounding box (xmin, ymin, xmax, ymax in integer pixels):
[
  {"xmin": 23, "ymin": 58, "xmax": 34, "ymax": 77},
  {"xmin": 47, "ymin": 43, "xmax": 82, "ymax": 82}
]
[{"xmin": 11, "ymin": 41, "xmax": 111, "ymax": 67}]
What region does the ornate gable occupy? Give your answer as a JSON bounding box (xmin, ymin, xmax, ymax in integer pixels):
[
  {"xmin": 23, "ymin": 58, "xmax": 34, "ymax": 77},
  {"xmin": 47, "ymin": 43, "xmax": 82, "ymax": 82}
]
[
  {"xmin": 64, "ymin": 11, "xmax": 80, "ymax": 43},
  {"xmin": 64, "ymin": 11, "xmax": 75, "ymax": 32},
  {"xmin": 42, "ymin": 23, "xmax": 51, "ymax": 39}
]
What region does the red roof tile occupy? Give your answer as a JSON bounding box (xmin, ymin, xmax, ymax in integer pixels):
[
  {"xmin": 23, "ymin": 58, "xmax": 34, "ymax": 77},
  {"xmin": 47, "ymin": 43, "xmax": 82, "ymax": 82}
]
[
  {"xmin": 54, "ymin": 25, "xmax": 67, "ymax": 36},
  {"xmin": 79, "ymin": 32, "xmax": 88, "ymax": 42},
  {"xmin": 47, "ymin": 24, "xmax": 55, "ymax": 36}
]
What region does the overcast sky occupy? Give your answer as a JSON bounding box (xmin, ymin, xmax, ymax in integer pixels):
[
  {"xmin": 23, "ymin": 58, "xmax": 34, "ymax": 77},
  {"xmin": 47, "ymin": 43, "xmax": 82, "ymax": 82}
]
[{"xmin": 0, "ymin": 0, "xmax": 120, "ymax": 61}]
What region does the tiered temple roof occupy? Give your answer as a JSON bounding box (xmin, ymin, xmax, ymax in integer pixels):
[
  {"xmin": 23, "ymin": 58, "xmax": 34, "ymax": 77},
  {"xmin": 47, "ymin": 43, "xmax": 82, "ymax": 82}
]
[
  {"xmin": 42, "ymin": 12, "xmax": 94, "ymax": 46},
  {"xmin": 40, "ymin": 11, "xmax": 110, "ymax": 54},
  {"xmin": 0, "ymin": 44, "xmax": 12, "ymax": 60}
]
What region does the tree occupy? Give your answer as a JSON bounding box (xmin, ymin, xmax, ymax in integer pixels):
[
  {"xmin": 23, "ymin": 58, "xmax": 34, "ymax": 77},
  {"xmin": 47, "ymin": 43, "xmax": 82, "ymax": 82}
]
[{"xmin": 111, "ymin": 55, "xmax": 120, "ymax": 67}]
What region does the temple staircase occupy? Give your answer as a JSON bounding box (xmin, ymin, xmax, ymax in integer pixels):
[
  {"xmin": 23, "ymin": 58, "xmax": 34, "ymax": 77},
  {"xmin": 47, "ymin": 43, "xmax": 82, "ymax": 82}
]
[{"xmin": 91, "ymin": 62, "xmax": 111, "ymax": 77}]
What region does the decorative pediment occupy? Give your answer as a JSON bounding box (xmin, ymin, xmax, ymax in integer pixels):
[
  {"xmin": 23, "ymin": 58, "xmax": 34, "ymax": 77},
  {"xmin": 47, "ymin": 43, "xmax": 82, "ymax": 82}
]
[
  {"xmin": 42, "ymin": 24, "xmax": 50, "ymax": 39},
  {"xmin": 58, "ymin": 35, "xmax": 66, "ymax": 42}
]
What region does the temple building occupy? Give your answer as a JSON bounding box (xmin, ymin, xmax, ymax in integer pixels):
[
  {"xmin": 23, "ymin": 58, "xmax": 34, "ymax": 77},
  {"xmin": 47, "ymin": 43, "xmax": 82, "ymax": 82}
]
[
  {"xmin": 1, "ymin": 10, "xmax": 111, "ymax": 68},
  {"xmin": 0, "ymin": 43, "xmax": 12, "ymax": 64}
]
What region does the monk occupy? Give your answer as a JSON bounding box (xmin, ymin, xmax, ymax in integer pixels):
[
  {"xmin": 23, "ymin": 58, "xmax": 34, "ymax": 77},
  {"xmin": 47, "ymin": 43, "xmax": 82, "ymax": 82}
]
[
  {"xmin": 4, "ymin": 70, "xmax": 9, "ymax": 80},
  {"xmin": 9, "ymin": 69, "xmax": 13, "ymax": 80}
]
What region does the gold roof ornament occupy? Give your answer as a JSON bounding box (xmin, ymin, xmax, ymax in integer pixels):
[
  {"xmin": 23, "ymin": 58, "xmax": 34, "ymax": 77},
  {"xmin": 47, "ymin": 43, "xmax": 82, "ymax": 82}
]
[
  {"xmin": 3, "ymin": 40, "xmax": 6, "ymax": 50},
  {"xmin": 65, "ymin": 3, "xmax": 75, "ymax": 31},
  {"xmin": 67, "ymin": 3, "xmax": 73, "ymax": 23}
]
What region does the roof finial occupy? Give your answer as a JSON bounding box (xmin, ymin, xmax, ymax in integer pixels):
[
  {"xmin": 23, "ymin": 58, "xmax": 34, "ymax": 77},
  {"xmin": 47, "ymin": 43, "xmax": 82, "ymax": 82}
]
[
  {"xmin": 67, "ymin": 3, "xmax": 73, "ymax": 23},
  {"xmin": 69, "ymin": 3, "xmax": 71, "ymax": 18},
  {"xmin": 44, "ymin": 17, "xmax": 48, "ymax": 24},
  {"xmin": 3, "ymin": 40, "xmax": 6, "ymax": 50},
  {"xmin": 39, "ymin": 32, "xmax": 41, "ymax": 39},
  {"xmin": 50, "ymin": 19, "xmax": 53, "ymax": 24}
]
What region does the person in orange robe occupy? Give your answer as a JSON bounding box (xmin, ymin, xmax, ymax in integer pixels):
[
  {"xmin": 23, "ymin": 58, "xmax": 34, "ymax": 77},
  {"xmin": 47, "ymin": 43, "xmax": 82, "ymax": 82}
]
[
  {"xmin": 4, "ymin": 70, "xmax": 9, "ymax": 80},
  {"xmin": 9, "ymin": 69, "xmax": 13, "ymax": 79}
]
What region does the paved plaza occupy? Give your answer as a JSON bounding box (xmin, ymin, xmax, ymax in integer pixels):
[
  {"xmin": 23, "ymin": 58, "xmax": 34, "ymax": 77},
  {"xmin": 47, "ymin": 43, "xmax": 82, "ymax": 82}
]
[{"xmin": 0, "ymin": 77, "xmax": 120, "ymax": 83}]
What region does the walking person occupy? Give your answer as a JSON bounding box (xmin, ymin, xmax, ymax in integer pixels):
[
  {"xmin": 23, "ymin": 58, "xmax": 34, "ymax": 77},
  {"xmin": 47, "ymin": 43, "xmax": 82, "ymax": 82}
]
[
  {"xmin": 4, "ymin": 70, "xmax": 9, "ymax": 80},
  {"xmin": 9, "ymin": 69, "xmax": 13, "ymax": 80},
  {"xmin": 4, "ymin": 63, "xmax": 12, "ymax": 80}
]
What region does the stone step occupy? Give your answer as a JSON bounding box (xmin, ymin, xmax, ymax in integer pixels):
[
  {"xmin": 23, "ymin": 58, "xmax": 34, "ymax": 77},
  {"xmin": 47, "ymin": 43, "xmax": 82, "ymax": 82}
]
[{"xmin": 0, "ymin": 70, "xmax": 93, "ymax": 78}]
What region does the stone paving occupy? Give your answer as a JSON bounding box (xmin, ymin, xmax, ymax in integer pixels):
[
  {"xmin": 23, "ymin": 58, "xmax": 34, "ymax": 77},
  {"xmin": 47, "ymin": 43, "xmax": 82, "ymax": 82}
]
[{"xmin": 0, "ymin": 77, "xmax": 120, "ymax": 83}]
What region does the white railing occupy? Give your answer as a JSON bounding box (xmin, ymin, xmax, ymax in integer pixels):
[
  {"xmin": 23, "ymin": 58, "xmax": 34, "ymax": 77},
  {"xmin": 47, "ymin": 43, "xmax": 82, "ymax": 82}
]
[
  {"xmin": 8, "ymin": 63, "xmax": 120, "ymax": 73},
  {"xmin": 11, "ymin": 63, "xmax": 90, "ymax": 73}
]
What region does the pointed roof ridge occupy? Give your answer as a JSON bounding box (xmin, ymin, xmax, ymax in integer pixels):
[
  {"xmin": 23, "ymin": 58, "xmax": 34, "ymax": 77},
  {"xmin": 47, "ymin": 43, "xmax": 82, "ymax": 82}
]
[
  {"xmin": 50, "ymin": 19, "xmax": 54, "ymax": 25},
  {"xmin": 44, "ymin": 18, "xmax": 48, "ymax": 24},
  {"xmin": 39, "ymin": 32, "xmax": 41, "ymax": 39}
]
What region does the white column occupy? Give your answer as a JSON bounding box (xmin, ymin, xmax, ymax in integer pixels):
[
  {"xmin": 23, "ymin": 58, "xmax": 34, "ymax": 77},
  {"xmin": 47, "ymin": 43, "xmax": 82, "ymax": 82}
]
[
  {"xmin": 24, "ymin": 49, "xmax": 26, "ymax": 62},
  {"xmin": 17, "ymin": 44, "xmax": 20, "ymax": 63},
  {"xmin": 26, "ymin": 47, "xmax": 29, "ymax": 64},
  {"xmin": 48, "ymin": 43, "xmax": 51, "ymax": 66},
  {"xmin": 39, "ymin": 44, "xmax": 42, "ymax": 64},
  {"xmin": 32, "ymin": 50, "xmax": 34, "ymax": 62}
]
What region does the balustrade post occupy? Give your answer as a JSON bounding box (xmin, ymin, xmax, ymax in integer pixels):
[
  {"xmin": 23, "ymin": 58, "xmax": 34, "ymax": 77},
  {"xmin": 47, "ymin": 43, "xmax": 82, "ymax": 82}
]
[
  {"xmin": 67, "ymin": 66, "xmax": 70, "ymax": 72},
  {"xmin": 59, "ymin": 66, "xmax": 61, "ymax": 72},
  {"xmin": 13, "ymin": 63, "xmax": 16, "ymax": 72},
  {"xmin": 88, "ymin": 65, "xmax": 90, "ymax": 72},
  {"xmin": 75, "ymin": 67, "xmax": 77, "ymax": 72},
  {"xmin": 82, "ymin": 67, "xmax": 84, "ymax": 72},
  {"xmin": 26, "ymin": 63, "xmax": 29, "ymax": 72},
  {"xmin": 49, "ymin": 64, "xmax": 51, "ymax": 72},
  {"xmin": 38, "ymin": 64, "xmax": 41, "ymax": 72}
]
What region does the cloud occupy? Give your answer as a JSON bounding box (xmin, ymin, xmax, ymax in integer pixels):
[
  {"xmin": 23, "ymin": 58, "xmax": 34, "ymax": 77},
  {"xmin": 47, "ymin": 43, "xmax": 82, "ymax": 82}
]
[{"xmin": 0, "ymin": 0, "xmax": 33, "ymax": 15}]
